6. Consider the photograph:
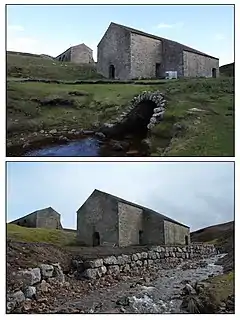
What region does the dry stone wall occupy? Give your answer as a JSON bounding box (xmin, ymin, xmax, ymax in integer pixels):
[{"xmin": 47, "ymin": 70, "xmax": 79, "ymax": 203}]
[{"xmin": 73, "ymin": 244, "xmax": 216, "ymax": 280}]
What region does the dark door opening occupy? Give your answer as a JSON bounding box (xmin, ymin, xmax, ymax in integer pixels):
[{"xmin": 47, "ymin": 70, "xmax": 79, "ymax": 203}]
[
  {"xmin": 212, "ymin": 68, "xmax": 217, "ymax": 78},
  {"xmin": 109, "ymin": 64, "xmax": 115, "ymax": 79},
  {"xmin": 139, "ymin": 230, "xmax": 143, "ymax": 245},
  {"xmin": 92, "ymin": 232, "xmax": 100, "ymax": 246},
  {"xmin": 185, "ymin": 235, "xmax": 189, "ymax": 245},
  {"xmin": 155, "ymin": 63, "xmax": 161, "ymax": 78}
]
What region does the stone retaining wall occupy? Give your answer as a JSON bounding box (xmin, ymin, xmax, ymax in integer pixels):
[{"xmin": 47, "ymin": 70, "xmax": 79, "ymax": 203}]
[{"xmin": 73, "ymin": 244, "xmax": 216, "ymax": 280}]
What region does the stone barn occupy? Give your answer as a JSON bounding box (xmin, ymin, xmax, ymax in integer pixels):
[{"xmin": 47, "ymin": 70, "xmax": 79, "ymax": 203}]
[
  {"xmin": 97, "ymin": 22, "xmax": 219, "ymax": 80},
  {"xmin": 9, "ymin": 207, "xmax": 63, "ymax": 229},
  {"xmin": 56, "ymin": 43, "xmax": 94, "ymax": 64},
  {"xmin": 77, "ymin": 189, "xmax": 190, "ymax": 247}
]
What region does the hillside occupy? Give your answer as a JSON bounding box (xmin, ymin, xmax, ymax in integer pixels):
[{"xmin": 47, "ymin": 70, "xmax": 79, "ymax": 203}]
[
  {"xmin": 7, "ymin": 52, "xmax": 103, "ymax": 81},
  {"xmin": 191, "ymin": 221, "xmax": 234, "ymax": 272},
  {"xmin": 220, "ymin": 63, "xmax": 234, "ymax": 77}
]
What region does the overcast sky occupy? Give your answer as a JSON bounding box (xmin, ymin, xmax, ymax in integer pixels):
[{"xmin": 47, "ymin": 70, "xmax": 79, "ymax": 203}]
[
  {"xmin": 7, "ymin": 4, "xmax": 234, "ymax": 65},
  {"xmin": 7, "ymin": 162, "xmax": 234, "ymax": 231}
]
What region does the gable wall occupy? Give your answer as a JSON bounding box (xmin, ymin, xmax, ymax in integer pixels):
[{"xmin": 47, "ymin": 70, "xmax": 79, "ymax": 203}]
[
  {"xmin": 77, "ymin": 192, "xmax": 119, "ymax": 246},
  {"xmin": 97, "ymin": 24, "xmax": 131, "ymax": 79}
]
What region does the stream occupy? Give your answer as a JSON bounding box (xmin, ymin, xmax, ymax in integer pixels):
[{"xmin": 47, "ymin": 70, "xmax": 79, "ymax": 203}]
[{"xmin": 53, "ymin": 254, "xmax": 225, "ymax": 314}]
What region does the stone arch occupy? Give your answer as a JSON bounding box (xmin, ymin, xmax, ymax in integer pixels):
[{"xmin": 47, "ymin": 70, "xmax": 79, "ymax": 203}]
[{"xmin": 101, "ymin": 91, "xmax": 166, "ymax": 137}]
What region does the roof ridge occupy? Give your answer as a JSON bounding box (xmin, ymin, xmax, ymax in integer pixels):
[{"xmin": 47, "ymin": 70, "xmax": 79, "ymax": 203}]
[
  {"xmin": 94, "ymin": 189, "xmax": 189, "ymax": 228},
  {"xmin": 110, "ymin": 22, "xmax": 218, "ymax": 60}
]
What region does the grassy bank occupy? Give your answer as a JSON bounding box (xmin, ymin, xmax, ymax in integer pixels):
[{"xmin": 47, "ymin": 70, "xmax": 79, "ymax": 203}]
[
  {"xmin": 7, "ymin": 75, "xmax": 234, "ymax": 156},
  {"xmin": 7, "ymin": 52, "xmax": 102, "ymax": 81},
  {"xmin": 7, "ymin": 224, "xmax": 77, "ymax": 246}
]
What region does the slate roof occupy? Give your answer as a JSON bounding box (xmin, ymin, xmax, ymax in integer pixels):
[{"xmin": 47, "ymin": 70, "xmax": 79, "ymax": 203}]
[
  {"xmin": 109, "ymin": 22, "xmax": 218, "ymax": 60},
  {"xmin": 94, "ymin": 189, "xmax": 189, "ymax": 228}
]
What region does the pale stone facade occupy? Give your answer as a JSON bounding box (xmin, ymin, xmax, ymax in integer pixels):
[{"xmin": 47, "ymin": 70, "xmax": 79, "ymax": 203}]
[
  {"xmin": 77, "ymin": 189, "xmax": 190, "ymax": 247},
  {"xmin": 56, "ymin": 43, "xmax": 94, "ymax": 64},
  {"xmin": 97, "ymin": 22, "xmax": 219, "ymax": 80}
]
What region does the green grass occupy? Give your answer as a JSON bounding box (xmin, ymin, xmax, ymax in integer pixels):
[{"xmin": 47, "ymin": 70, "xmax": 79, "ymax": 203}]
[
  {"xmin": 7, "ymin": 224, "xmax": 77, "ymax": 246},
  {"xmin": 149, "ymin": 77, "xmax": 234, "ymax": 156},
  {"xmin": 7, "ymin": 81, "xmax": 156, "ymax": 136},
  {"xmin": 206, "ymin": 271, "xmax": 234, "ymax": 304},
  {"xmin": 7, "ymin": 68, "xmax": 234, "ymax": 156},
  {"xmin": 7, "ymin": 53, "xmax": 103, "ymax": 80}
]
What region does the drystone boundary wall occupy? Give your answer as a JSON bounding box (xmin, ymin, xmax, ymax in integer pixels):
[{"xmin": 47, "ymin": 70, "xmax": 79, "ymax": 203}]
[
  {"xmin": 73, "ymin": 244, "xmax": 216, "ymax": 280},
  {"xmin": 7, "ymin": 263, "xmax": 65, "ymax": 313},
  {"xmin": 101, "ymin": 90, "xmax": 166, "ymax": 136}
]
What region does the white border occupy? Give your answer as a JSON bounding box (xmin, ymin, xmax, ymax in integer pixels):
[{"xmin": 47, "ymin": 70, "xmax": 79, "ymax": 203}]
[{"xmin": 2, "ymin": 1, "xmax": 239, "ymax": 319}]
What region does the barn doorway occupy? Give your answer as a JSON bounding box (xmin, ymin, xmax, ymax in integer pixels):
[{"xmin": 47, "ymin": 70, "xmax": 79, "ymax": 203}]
[
  {"xmin": 139, "ymin": 230, "xmax": 143, "ymax": 245},
  {"xmin": 185, "ymin": 235, "xmax": 189, "ymax": 245},
  {"xmin": 109, "ymin": 64, "xmax": 115, "ymax": 79},
  {"xmin": 92, "ymin": 232, "xmax": 100, "ymax": 246},
  {"xmin": 212, "ymin": 68, "xmax": 217, "ymax": 78},
  {"xmin": 155, "ymin": 63, "xmax": 161, "ymax": 78}
]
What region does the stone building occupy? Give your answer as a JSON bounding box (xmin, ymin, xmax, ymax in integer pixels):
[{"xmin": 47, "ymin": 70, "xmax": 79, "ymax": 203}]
[
  {"xmin": 9, "ymin": 207, "xmax": 62, "ymax": 230},
  {"xmin": 56, "ymin": 43, "xmax": 94, "ymax": 64},
  {"xmin": 77, "ymin": 190, "xmax": 190, "ymax": 247},
  {"xmin": 97, "ymin": 22, "xmax": 219, "ymax": 80}
]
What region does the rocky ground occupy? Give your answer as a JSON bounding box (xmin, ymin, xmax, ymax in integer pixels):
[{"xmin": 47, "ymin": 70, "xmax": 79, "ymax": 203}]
[{"xmin": 7, "ymin": 253, "xmax": 234, "ymax": 314}]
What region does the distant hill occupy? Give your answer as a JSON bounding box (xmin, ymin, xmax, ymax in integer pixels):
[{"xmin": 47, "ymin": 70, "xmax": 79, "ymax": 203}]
[
  {"xmin": 6, "ymin": 51, "xmax": 103, "ymax": 81},
  {"xmin": 191, "ymin": 221, "xmax": 234, "ymax": 244},
  {"xmin": 220, "ymin": 62, "xmax": 234, "ymax": 77}
]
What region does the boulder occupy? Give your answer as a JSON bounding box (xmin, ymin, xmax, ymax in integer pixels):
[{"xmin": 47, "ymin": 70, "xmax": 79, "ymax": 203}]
[
  {"xmin": 40, "ymin": 264, "xmax": 54, "ymax": 278},
  {"xmin": 24, "ymin": 286, "xmax": 36, "ymax": 299},
  {"xmin": 52, "ymin": 263, "xmax": 65, "ymax": 283},
  {"xmin": 103, "ymin": 256, "xmax": 118, "ymax": 265},
  {"xmin": 84, "ymin": 259, "xmax": 103, "ymax": 269},
  {"xmin": 107, "ymin": 265, "xmax": 120, "ymax": 275},
  {"xmin": 83, "ymin": 268, "xmax": 98, "ymax": 280},
  {"xmin": 17, "ymin": 268, "xmax": 41, "ymax": 286}
]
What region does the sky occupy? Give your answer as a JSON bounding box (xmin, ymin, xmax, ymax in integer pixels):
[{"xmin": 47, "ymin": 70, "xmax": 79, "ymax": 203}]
[
  {"xmin": 6, "ymin": 4, "xmax": 234, "ymax": 66},
  {"xmin": 7, "ymin": 162, "xmax": 234, "ymax": 231}
]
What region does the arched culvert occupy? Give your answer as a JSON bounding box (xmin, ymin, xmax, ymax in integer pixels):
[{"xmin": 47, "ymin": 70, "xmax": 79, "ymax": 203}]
[{"xmin": 101, "ymin": 91, "xmax": 166, "ymax": 137}]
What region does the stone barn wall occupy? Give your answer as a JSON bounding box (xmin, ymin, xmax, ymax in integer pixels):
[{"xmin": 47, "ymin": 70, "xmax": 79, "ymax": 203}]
[
  {"xmin": 118, "ymin": 202, "xmax": 143, "ymax": 247},
  {"xmin": 77, "ymin": 191, "xmax": 119, "ymax": 246},
  {"xmin": 36, "ymin": 208, "xmax": 62, "ymax": 229},
  {"xmin": 142, "ymin": 211, "xmax": 165, "ymax": 245},
  {"xmin": 183, "ymin": 51, "xmax": 219, "ymax": 77},
  {"xmin": 161, "ymin": 39, "xmax": 185, "ymax": 77},
  {"xmin": 164, "ymin": 220, "xmax": 190, "ymax": 245},
  {"xmin": 56, "ymin": 48, "xmax": 71, "ymax": 62},
  {"xmin": 10, "ymin": 212, "xmax": 38, "ymax": 228},
  {"xmin": 70, "ymin": 44, "xmax": 94, "ymax": 64},
  {"xmin": 97, "ymin": 24, "xmax": 131, "ymax": 79},
  {"xmin": 130, "ymin": 33, "xmax": 162, "ymax": 79}
]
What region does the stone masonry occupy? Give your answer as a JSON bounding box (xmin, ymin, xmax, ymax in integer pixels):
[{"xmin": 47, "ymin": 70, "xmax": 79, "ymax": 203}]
[
  {"xmin": 73, "ymin": 244, "xmax": 216, "ymax": 280},
  {"xmin": 9, "ymin": 207, "xmax": 62, "ymax": 229},
  {"xmin": 77, "ymin": 190, "xmax": 190, "ymax": 247},
  {"xmin": 56, "ymin": 43, "xmax": 94, "ymax": 64},
  {"xmin": 97, "ymin": 22, "xmax": 219, "ymax": 80}
]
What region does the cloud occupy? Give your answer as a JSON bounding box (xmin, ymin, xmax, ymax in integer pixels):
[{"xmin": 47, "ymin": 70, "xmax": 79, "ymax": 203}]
[
  {"xmin": 157, "ymin": 22, "xmax": 184, "ymax": 29},
  {"xmin": 215, "ymin": 33, "xmax": 225, "ymax": 41},
  {"xmin": 8, "ymin": 25, "xmax": 24, "ymax": 32}
]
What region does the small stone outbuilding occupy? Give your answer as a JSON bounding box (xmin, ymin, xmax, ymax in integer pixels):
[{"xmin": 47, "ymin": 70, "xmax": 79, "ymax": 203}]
[
  {"xmin": 56, "ymin": 43, "xmax": 94, "ymax": 64},
  {"xmin": 77, "ymin": 190, "xmax": 190, "ymax": 247},
  {"xmin": 97, "ymin": 22, "xmax": 219, "ymax": 80},
  {"xmin": 9, "ymin": 207, "xmax": 62, "ymax": 229}
]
